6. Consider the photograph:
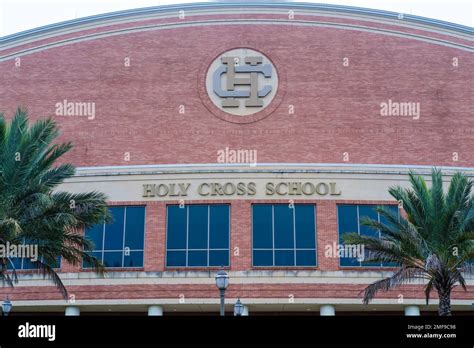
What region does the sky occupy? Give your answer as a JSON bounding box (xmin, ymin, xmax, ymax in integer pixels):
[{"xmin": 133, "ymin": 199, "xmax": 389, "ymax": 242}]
[{"xmin": 1, "ymin": 0, "xmax": 472, "ymax": 37}]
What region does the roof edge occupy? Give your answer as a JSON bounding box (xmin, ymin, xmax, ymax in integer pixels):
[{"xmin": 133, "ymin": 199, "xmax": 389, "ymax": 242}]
[{"xmin": 1, "ymin": 1, "xmax": 472, "ymax": 44}]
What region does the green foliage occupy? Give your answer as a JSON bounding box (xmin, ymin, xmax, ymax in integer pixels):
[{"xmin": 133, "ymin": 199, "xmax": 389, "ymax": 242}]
[
  {"xmin": 0, "ymin": 108, "xmax": 110, "ymax": 298},
  {"xmin": 343, "ymin": 168, "xmax": 473, "ymax": 315}
]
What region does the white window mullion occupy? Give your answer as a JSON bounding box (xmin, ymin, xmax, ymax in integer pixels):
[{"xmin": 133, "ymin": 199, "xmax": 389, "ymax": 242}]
[
  {"xmin": 122, "ymin": 207, "xmax": 127, "ymax": 267},
  {"xmin": 378, "ymin": 209, "xmax": 382, "ymax": 267},
  {"xmin": 228, "ymin": 205, "xmax": 230, "ymax": 267},
  {"xmin": 207, "ymin": 205, "xmax": 210, "ymax": 267},
  {"xmin": 314, "ymin": 204, "xmax": 317, "ymax": 266},
  {"xmin": 272, "ymin": 205, "xmax": 275, "ymax": 266},
  {"xmin": 186, "ymin": 206, "xmax": 189, "ymax": 267},
  {"xmin": 293, "ymin": 205, "xmax": 297, "ymax": 266},
  {"xmin": 101, "ymin": 217, "xmax": 106, "ymax": 264},
  {"xmin": 356, "ymin": 206, "xmax": 361, "ymax": 266}
]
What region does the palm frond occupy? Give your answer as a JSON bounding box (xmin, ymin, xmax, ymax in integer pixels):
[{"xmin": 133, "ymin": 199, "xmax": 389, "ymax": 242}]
[
  {"xmin": 0, "ymin": 109, "xmax": 109, "ymax": 297},
  {"xmin": 361, "ymin": 267, "xmax": 423, "ymax": 305}
]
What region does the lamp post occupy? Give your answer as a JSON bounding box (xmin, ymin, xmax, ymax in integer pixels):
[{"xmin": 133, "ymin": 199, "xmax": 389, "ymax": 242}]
[
  {"xmin": 2, "ymin": 297, "xmax": 12, "ymax": 316},
  {"xmin": 215, "ymin": 270, "xmax": 229, "ymax": 316},
  {"xmin": 234, "ymin": 298, "xmax": 244, "ymax": 316}
]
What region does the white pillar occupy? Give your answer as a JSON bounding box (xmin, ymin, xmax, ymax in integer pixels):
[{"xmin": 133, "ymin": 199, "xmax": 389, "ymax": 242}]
[
  {"xmin": 148, "ymin": 305, "xmax": 163, "ymax": 316},
  {"xmin": 65, "ymin": 306, "xmax": 80, "ymax": 316},
  {"xmin": 404, "ymin": 305, "xmax": 420, "ymax": 316},
  {"xmin": 242, "ymin": 305, "xmax": 249, "ymax": 316},
  {"xmin": 320, "ymin": 305, "xmax": 335, "ymax": 316}
]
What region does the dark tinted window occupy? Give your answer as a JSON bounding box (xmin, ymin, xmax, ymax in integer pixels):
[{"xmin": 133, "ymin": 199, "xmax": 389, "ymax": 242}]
[
  {"xmin": 252, "ymin": 204, "xmax": 317, "ymax": 267},
  {"xmin": 84, "ymin": 206, "xmax": 145, "ymax": 268},
  {"xmin": 166, "ymin": 205, "xmax": 230, "ymax": 267}
]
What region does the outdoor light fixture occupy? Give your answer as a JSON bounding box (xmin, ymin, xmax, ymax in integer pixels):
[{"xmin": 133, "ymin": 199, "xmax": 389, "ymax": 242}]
[
  {"xmin": 2, "ymin": 297, "xmax": 12, "ymax": 316},
  {"xmin": 234, "ymin": 298, "xmax": 244, "ymax": 316},
  {"xmin": 215, "ymin": 270, "xmax": 229, "ymax": 316}
]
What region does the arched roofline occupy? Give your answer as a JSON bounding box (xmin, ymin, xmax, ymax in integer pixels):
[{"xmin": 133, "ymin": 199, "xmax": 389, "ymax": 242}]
[{"xmin": 1, "ymin": 1, "xmax": 472, "ymax": 45}]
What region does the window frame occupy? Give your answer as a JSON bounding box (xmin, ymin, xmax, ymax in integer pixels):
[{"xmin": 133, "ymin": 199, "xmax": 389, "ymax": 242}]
[
  {"xmin": 6, "ymin": 237, "xmax": 62, "ymax": 271},
  {"xmin": 165, "ymin": 203, "xmax": 231, "ymax": 268},
  {"xmin": 8, "ymin": 255, "xmax": 62, "ymax": 271},
  {"xmin": 251, "ymin": 203, "xmax": 317, "ymax": 268},
  {"xmin": 83, "ymin": 205, "xmax": 146, "ymax": 269},
  {"xmin": 337, "ymin": 204, "xmax": 399, "ymax": 268}
]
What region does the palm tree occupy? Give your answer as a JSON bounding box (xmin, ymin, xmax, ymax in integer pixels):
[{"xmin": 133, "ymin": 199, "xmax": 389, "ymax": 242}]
[
  {"xmin": 0, "ymin": 108, "xmax": 110, "ymax": 298},
  {"xmin": 343, "ymin": 168, "xmax": 473, "ymax": 316}
]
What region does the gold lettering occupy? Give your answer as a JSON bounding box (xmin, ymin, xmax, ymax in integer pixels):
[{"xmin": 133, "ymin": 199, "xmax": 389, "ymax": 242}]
[
  {"xmin": 276, "ymin": 182, "xmax": 287, "ymax": 195},
  {"xmin": 236, "ymin": 182, "xmax": 246, "ymax": 195},
  {"xmin": 247, "ymin": 182, "xmax": 256, "ymax": 195},
  {"xmin": 330, "ymin": 182, "xmax": 341, "ymax": 195},
  {"xmin": 315, "ymin": 182, "xmax": 329, "ymax": 195},
  {"xmin": 288, "ymin": 182, "xmax": 302, "ymax": 195},
  {"xmin": 156, "ymin": 184, "xmax": 169, "ymax": 197},
  {"xmin": 223, "ymin": 182, "xmax": 236, "ymax": 195},
  {"xmin": 142, "ymin": 184, "xmax": 155, "ymax": 197},
  {"xmin": 302, "ymin": 182, "xmax": 315, "ymax": 195},
  {"xmin": 141, "ymin": 181, "xmax": 340, "ymax": 198},
  {"xmin": 211, "ymin": 183, "xmax": 224, "ymax": 195},
  {"xmin": 169, "ymin": 183, "xmax": 179, "ymax": 196},
  {"xmin": 265, "ymin": 182, "xmax": 275, "ymax": 195},
  {"xmin": 198, "ymin": 183, "xmax": 210, "ymax": 196},
  {"xmin": 178, "ymin": 183, "xmax": 191, "ymax": 196}
]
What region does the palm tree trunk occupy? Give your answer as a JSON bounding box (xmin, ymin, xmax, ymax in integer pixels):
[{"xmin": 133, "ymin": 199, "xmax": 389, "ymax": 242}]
[{"xmin": 438, "ymin": 289, "xmax": 452, "ymax": 316}]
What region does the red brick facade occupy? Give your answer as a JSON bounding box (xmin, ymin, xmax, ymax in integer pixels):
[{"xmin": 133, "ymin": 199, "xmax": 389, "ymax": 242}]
[{"xmin": 0, "ymin": 7, "xmax": 472, "ymax": 168}]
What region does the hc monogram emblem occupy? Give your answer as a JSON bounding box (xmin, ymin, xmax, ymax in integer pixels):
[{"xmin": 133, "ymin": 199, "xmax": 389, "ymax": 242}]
[{"xmin": 212, "ymin": 56, "xmax": 273, "ymax": 108}]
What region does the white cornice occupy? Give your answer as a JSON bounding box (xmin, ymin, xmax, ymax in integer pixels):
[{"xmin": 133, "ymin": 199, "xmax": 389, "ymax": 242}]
[{"xmin": 72, "ymin": 163, "xmax": 474, "ymax": 178}]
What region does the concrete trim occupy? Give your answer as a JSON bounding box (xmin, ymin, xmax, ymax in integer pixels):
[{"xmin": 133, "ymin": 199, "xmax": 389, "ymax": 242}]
[
  {"xmin": 1, "ymin": 18, "xmax": 472, "ymax": 62},
  {"xmin": 10, "ymin": 270, "xmax": 474, "ymax": 287},
  {"xmin": 8, "ymin": 298, "xmax": 474, "ymax": 308},
  {"xmin": 2, "ymin": 2, "xmax": 471, "ymax": 46},
  {"xmin": 71, "ymin": 163, "xmax": 474, "ymax": 178},
  {"xmin": 54, "ymin": 163, "xmax": 474, "ymax": 202}
]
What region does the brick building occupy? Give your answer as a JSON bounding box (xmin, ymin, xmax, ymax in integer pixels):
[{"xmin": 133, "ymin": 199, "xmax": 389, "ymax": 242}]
[{"xmin": 0, "ymin": 1, "xmax": 472, "ymax": 315}]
